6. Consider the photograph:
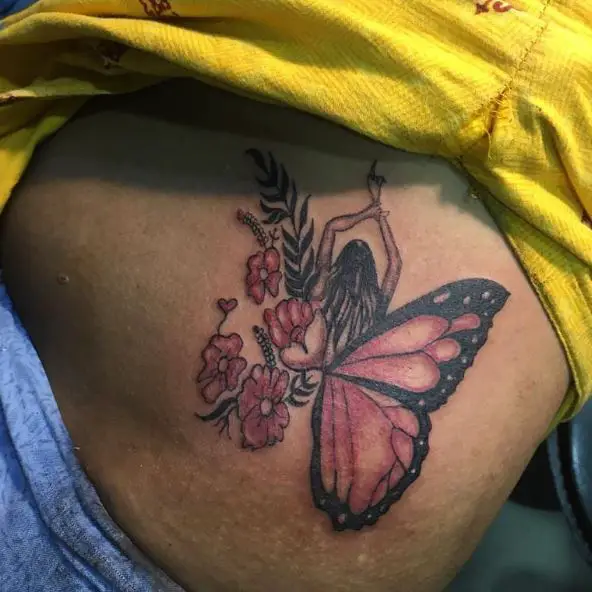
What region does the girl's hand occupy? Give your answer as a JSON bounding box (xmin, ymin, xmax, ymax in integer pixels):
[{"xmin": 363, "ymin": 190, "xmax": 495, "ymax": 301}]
[
  {"xmin": 367, "ymin": 202, "xmax": 390, "ymax": 222},
  {"xmin": 367, "ymin": 160, "xmax": 386, "ymax": 202},
  {"xmin": 367, "ymin": 201, "xmax": 383, "ymax": 221}
]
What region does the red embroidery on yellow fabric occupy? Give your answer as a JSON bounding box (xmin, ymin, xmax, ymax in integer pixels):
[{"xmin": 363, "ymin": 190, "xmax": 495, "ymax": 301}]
[
  {"xmin": 475, "ymin": 0, "xmax": 514, "ymax": 13},
  {"xmin": 139, "ymin": 0, "xmax": 175, "ymax": 17}
]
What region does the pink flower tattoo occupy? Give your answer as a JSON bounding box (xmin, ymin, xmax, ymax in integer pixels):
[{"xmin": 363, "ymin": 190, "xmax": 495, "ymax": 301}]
[
  {"xmin": 197, "ymin": 334, "xmax": 247, "ymax": 403},
  {"xmin": 246, "ymin": 247, "xmax": 282, "ymax": 304},
  {"xmin": 238, "ymin": 365, "xmax": 290, "ymax": 449},
  {"xmin": 264, "ymin": 298, "xmax": 327, "ymax": 370},
  {"xmin": 264, "ymin": 298, "xmax": 314, "ymax": 348}
]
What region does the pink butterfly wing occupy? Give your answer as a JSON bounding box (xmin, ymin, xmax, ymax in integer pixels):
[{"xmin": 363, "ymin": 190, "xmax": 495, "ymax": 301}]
[
  {"xmin": 334, "ymin": 314, "xmax": 472, "ymax": 393},
  {"xmin": 311, "ymin": 279, "xmax": 510, "ymax": 530},
  {"xmin": 312, "ymin": 375, "xmax": 428, "ymax": 530}
]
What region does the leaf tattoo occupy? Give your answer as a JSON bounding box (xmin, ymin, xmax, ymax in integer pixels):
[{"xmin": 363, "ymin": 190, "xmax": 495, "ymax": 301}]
[
  {"xmin": 246, "ymin": 149, "xmax": 318, "ymax": 299},
  {"xmin": 286, "ymin": 370, "xmax": 319, "ymax": 407}
]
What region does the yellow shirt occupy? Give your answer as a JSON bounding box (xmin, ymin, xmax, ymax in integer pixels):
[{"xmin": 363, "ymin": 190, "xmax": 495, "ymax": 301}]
[{"xmin": 1, "ymin": 0, "xmax": 591, "ymax": 422}]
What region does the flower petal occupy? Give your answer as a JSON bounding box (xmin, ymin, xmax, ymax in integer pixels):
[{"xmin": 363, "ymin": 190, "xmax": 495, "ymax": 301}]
[
  {"xmin": 246, "ymin": 271, "xmax": 260, "ymax": 287},
  {"xmin": 211, "ymin": 333, "xmax": 243, "ymax": 358},
  {"xmin": 226, "ymin": 357, "xmax": 247, "ymax": 390},
  {"xmin": 251, "ymin": 364, "xmax": 264, "ymax": 382},
  {"xmin": 238, "ymin": 377, "xmax": 260, "ymax": 419},
  {"xmin": 276, "ymin": 300, "xmax": 293, "ymax": 333},
  {"xmin": 273, "ymin": 402, "xmax": 290, "ymax": 427},
  {"xmin": 264, "ymin": 247, "xmax": 280, "ymax": 272},
  {"xmin": 241, "ymin": 408, "xmax": 269, "ymax": 449},
  {"xmin": 266, "ymin": 271, "xmax": 282, "ymax": 297},
  {"xmin": 280, "ymin": 312, "xmax": 327, "ymax": 370},
  {"xmin": 197, "ymin": 344, "xmax": 222, "ymax": 381},
  {"xmin": 265, "ymin": 415, "xmax": 286, "ymax": 445},
  {"xmin": 237, "ymin": 365, "xmax": 268, "ymax": 419},
  {"xmin": 265, "ymin": 308, "xmax": 289, "ymax": 348},
  {"xmin": 203, "ymin": 343, "xmax": 222, "ymax": 364},
  {"xmin": 201, "ymin": 373, "xmax": 226, "ymax": 404},
  {"xmin": 259, "ymin": 365, "xmax": 271, "ymax": 395},
  {"xmin": 247, "ymin": 251, "xmax": 264, "ymax": 272},
  {"xmin": 270, "ymin": 368, "xmax": 289, "ymax": 402},
  {"xmin": 288, "ymin": 298, "xmax": 302, "ymax": 328},
  {"xmin": 301, "ymin": 301, "xmax": 314, "ymax": 327},
  {"xmin": 248, "ymin": 280, "xmax": 266, "ymax": 304}
]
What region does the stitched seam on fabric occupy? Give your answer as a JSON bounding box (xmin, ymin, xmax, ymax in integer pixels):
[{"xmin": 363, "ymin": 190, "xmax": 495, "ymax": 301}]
[
  {"xmin": 456, "ymin": 0, "xmax": 554, "ymax": 156},
  {"xmin": 499, "ymin": 0, "xmax": 553, "ymax": 100}
]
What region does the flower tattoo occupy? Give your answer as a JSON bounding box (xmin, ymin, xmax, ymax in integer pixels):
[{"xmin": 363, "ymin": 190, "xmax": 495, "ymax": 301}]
[
  {"xmin": 238, "ymin": 365, "xmax": 290, "ymax": 449},
  {"xmin": 264, "ymin": 298, "xmax": 314, "ymax": 349},
  {"xmin": 195, "ymin": 149, "xmax": 510, "ymax": 532},
  {"xmin": 197, "ymin": 334, "xmax": 247, "ymax": 403},
  {"xmin": 264, "ymin": 298, "xmax": 326, "ymax": 370},
  {"xmin": 246, "ymin": 247, "xmax": 282, "ymax": 304}
]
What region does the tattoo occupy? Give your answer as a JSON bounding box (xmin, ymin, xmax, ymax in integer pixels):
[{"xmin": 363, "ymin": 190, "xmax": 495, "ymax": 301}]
[
  {"xmin": 253, "ymin": 325, "xmax": 277, "ymax": 368},
  {"xmin": 246, "ymin": 148, "xmax": 318, "ymax": 300},
  {"xmin": 237, "ymin": 209, "xmax": 271, "ymax": 248},
  {"xmin": 195, "ymin": 150, "xmax": 510, "ymax": 531}
]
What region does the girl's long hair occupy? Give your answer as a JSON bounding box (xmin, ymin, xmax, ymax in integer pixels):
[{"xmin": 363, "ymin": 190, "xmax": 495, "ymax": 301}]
[{"xmin": 322, "ymin": 240, "xmax": 386, "ymax": 355}]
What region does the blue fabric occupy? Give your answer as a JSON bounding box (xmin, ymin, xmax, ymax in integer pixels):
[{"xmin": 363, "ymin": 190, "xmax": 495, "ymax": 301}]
[
  {"xmin": 0, "ymin": 284, "xmax": 182, "ymax": 592},
  {"xmin": 0, "ymin": 0, "xmax": 37, "ymax": 17}
]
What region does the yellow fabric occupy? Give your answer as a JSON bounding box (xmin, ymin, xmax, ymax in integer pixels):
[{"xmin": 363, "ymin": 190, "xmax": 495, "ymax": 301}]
[{"xmin": 1, "ymin": 0, "xmax": 591, "ymax": 422}]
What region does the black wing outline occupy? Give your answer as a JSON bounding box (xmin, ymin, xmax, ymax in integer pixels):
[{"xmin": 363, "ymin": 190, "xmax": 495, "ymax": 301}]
[
  {"xmin": 328, "ymin": 278, "xmax": 510, "ymax": 413},
  {"xmin": 310, "ymin": 278, "xmax": 509, "ymax": 530}
]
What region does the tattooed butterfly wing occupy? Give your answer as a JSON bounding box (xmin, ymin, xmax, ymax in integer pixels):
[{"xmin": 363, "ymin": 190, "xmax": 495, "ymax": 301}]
[
  {"xmin": 329, "ymin": 278, "xmax": 510, "ymax": 413},
  {"xmin": 311, "ymin": 278, "xmax": 509, "ymax": 531},
  {"xmin": 310, "ymin": 376, "xmax": 431, "ymax": 531}
]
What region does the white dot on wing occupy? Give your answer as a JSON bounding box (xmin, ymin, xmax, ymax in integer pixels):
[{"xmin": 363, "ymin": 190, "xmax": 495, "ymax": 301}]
[
  {"xmin": 433, "ymin": 291, "xmax": 450, "ymax": 304},
  {"xmin": 463, "ymin": 296, "xmax": 471, "ymax": 305},
  {"xmin": 482, "ymin": 291, "xmax": 491, "ymax": 299}
]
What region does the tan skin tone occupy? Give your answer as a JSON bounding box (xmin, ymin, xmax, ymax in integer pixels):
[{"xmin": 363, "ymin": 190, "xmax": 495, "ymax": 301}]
[{"xmin": 1, "ymin": 80, "xmax": 569, "ymax": 591}]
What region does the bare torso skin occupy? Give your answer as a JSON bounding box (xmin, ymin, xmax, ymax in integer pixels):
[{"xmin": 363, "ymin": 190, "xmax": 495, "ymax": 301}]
[{"xmin": 1, "ymin": 80, "xmax": 568, "ymax": 591}]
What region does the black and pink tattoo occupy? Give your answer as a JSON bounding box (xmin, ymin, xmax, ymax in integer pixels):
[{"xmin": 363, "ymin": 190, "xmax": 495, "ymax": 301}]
[{"xmin": 196, "ymin": 150, "xmax": 510, "ymax": 531}]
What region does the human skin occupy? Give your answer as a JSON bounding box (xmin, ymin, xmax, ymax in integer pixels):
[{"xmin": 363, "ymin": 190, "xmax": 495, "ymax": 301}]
[{"xmin": 1, "ymin": 80, "xmax": 568, "ymax": 591}]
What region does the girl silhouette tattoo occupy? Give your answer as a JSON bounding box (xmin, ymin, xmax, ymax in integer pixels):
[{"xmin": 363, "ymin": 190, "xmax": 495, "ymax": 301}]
[{"xmin": 198, "ymin": 152, "xmax": 510, "ymax": 531}]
